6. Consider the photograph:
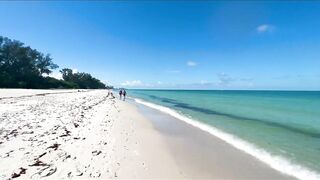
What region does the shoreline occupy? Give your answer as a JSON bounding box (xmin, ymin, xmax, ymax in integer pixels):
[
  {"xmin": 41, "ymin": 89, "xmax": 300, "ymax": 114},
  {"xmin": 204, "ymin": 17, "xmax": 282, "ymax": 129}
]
[
  {"xmin": 0, "ymin": 89, "xmax": 301, "ymax": 179},
  {"xmin": 132, "ymin": 98, "xmax": 295, "ymax": 179}
]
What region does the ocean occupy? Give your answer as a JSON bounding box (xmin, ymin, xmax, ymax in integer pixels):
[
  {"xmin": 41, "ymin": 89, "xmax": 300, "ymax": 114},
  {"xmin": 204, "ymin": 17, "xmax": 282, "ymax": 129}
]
[{"xmin": 128, "ymin": 90, "xmax": 320, "ymax": 179}]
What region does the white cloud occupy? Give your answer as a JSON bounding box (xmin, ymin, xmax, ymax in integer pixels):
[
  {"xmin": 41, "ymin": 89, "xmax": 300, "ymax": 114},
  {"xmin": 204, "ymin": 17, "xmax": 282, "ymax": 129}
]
[
  {"xmin": 72, "ymin": 68, "xmax": 78, "ymax": 73},
  {"xmin": 42, "ymin": 71, "xmax": 63, "ymax": 80},
  {"xmin": 200, "ymin": 80, "xmax": 208, "ymax": 85},
  {"xmin": 256, "ymin": 24, "xmax": 275, "ymax": 33},
  {"xmin": 187, "ymin": 61, "xmax": 197, "ymax": 67},
  {"xmin": 121, "ymin": 80, "xmax": 143, "ymax": 87},
  {"xmin": 216, "ymin": 73, "xmax": 254, "ymax": 88},
  {"xmin": 217, "ymin": 73, "xmax": 236, "ymax": 86}
]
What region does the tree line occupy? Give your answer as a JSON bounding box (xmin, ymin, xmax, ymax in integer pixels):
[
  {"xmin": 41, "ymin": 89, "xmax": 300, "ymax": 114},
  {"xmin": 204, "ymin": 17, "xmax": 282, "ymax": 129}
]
[{"xmin": 0, "ymin": 36, "xmax": 112, "ymax": 89}]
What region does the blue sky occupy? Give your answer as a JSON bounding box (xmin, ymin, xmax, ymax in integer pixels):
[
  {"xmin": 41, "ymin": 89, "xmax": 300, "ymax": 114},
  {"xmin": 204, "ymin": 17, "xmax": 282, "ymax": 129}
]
[{"xmin": 1, "ymin": 1, "xmax": 319, "ymax": 90}]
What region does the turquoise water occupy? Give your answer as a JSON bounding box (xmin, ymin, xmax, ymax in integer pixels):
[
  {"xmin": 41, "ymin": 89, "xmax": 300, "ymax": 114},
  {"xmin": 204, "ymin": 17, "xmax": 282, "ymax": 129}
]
[{"xmin": 129, "ymin": 90, "xmax": 320, "ymax": 174}]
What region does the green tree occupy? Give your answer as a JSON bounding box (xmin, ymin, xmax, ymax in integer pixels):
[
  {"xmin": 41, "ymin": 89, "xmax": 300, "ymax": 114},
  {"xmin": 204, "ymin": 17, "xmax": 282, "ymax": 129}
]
[
  {"xmin": 60, "ymin": 68, "xmax": 74, "ymax": 82},
  {"xmin": 0, "ymin": 36, "xmax": 108, "ymax": 89},
  {"xmin": 60, "ymin": 68, "xmax": 106, "ymax": 89},
  {"xmin": 0, "ymin": 36, "xmax": 58, "ymax": 88}
]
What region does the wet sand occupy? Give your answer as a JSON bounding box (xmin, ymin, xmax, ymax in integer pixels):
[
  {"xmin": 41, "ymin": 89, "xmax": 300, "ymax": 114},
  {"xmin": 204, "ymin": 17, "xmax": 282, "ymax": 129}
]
[{"xmin": 134, "ymin": 100, "xmax": 295, "ymax": 179}]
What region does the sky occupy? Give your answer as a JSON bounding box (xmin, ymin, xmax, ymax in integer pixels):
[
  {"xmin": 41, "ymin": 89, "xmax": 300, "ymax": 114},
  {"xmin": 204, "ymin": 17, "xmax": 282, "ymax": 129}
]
[{"xmin": 0, "ymin": 1, "xmax": 319, "ymax": 90}]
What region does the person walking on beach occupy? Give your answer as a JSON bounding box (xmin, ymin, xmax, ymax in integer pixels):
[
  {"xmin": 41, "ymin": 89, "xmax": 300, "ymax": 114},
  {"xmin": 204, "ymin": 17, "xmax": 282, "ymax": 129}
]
[
  {"xmin": 123, "ymin": 89, "xmax": 127, "ymax": 101},
  {"xmin": 119, "ymin": 89, "xmax": 123, "ymax": 100}
]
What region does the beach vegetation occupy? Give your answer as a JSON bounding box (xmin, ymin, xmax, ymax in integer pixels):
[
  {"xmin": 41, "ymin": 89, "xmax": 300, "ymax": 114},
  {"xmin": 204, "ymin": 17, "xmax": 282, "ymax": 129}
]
[
  {"xmin": 0, "ymin": 36, "xmax": 109, "ymax": 89},
  {"xmin": 60, "ymin": 68, "xmax": 106, "ymax": 89}
]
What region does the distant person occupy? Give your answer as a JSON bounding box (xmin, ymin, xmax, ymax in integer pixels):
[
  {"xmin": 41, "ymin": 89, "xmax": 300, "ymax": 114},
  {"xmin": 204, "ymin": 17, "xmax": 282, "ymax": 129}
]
[
  {"xmin": 107, "ymin": 90, "xmax": 115, "ymax": 99},
  {"xmin": 123, "ymin": 89, "xmax": 127, "ymax": 101},
  {"xmin": 110, "ymin": 92, "xmax": 115, "ymax": 99},
  {"xmin": 119, "ymin": 89, "xmax": 123, "ymax": 100}
]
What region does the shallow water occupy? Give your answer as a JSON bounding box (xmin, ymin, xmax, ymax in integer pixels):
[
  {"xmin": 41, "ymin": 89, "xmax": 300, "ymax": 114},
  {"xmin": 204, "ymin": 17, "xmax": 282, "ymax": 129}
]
[{"xmin": 129, "ymin": 90, "xmax": 320, "ymax": 176}]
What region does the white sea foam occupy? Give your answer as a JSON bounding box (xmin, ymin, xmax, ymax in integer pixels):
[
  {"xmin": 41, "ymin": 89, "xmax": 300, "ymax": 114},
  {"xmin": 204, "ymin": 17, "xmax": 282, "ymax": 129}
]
[{"xmin": 134, "ymin": 98, "xmax": 320, "ymax": 180}]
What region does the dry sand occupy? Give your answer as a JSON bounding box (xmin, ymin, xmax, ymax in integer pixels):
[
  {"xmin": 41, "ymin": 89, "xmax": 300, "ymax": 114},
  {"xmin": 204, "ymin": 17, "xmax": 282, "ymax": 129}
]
[{"xmin": 0, "ymin": 89, "xmax": 181, "ymax": 179}]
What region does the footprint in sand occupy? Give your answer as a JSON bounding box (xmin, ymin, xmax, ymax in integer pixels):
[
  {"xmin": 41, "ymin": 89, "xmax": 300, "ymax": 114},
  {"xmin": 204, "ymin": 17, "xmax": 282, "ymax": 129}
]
[
  {"xmin": 3, "ymin": 150, "xmax": 14, "ymax": 158},
  {"xmin": 32, "ymin": 165, "xmax": 57, "ymax": 178},
  {"xmin": 90, "ymin": 171, "xmax": 101, "ymax": 178},
  {"xmin": 142, "ymin": 162, "xmax": 148, "ymax": 170}
]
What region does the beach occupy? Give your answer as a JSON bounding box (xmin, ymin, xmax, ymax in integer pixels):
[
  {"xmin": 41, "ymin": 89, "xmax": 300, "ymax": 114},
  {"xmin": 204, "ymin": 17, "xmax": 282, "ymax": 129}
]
[
  {"xmin": 0, "ymin": 89, "xmax": 294, "ymax": 179},
  {"xmin": 1, "ymin": 1, "xmax": 319, "ymax": 179}
]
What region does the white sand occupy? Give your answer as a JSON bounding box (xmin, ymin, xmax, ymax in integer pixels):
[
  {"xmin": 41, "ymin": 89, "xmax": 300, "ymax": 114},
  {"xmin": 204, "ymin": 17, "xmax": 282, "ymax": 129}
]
[
  {"xmin": 0, "ymin": 89, "xmax": 81, "ymax": 98},
  {"xmin": 0, "ymin": 89, "xmax": 181, "ymax": 179}
]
